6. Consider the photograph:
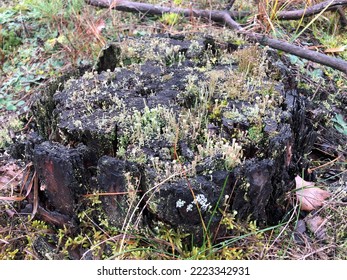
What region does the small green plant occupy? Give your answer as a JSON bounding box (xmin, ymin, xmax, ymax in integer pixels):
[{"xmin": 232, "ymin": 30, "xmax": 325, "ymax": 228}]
[
  {"xmin": 248, "ymin": 125, "xmax": 264, "ymax": 143},
  {"xmin": 333, "ymin": 114, "xmax": 347, "ymax": 135},
  {"xmin": 0, "ymin": 29, "xmax": 22, "ymax": 51},
  {"xmin": 0, "ymin": 94, "xmax": 25, "ymax": 111},
  {"xmin": 0, "ymin": 116, "xmax": 23, "ymax": 148},
  {"xmin": 27, "ymin": 0, "xmax": 84, "ymax": 23},
  {"xmin": 161, "ymin": 13, "xmax": 181, "ymax": 26}
]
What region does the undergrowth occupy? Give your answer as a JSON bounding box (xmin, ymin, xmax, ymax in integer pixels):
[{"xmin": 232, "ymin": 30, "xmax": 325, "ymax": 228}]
[{"xmin": 1, "ymin": 173, "xmax": 345, "ymax": 260}]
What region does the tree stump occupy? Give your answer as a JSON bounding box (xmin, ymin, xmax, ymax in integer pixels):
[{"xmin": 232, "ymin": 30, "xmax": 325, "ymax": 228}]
[{"xmin": 25, "ymin": 34, "xmax": 318, "ymax": 244}]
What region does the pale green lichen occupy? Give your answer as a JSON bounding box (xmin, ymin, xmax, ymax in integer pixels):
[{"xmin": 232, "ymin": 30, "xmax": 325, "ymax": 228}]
[{"xmin": 49, "ymin": 35, "xmax": 292, "ymax": 185}]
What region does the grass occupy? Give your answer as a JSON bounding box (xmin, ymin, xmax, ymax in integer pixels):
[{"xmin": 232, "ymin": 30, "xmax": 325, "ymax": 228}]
[
  {"xmin": 1, "ymin": 177, "xmax": 345, "ymax": 260},
  {"xmin": 0, "ymin": 0, "xmax": 346, "ymax": 260}
]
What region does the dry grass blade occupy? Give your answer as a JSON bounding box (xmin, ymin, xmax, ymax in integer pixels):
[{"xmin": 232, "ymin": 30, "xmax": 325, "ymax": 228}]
[
  {"xmin": 308, "ymin": 155, "xmax": 341, "ymax": 173},
  {"xmin": 300, "ymin": 245, "xmax": 336, "ymax": 260},
  {"xmin": 30, "ymin": 171, "xmax": 38, "ymax": 220},
  {"xmin": 0, "ymin": 163, "xmax": 33, "ymax": 202},
  {"xmin": 0, "ymin": 163, "xmax": 31, "ymax": 191},
  {"xmin": 0, "ymin": 238, "xmax": 10, "ymax": 244},
  {"xmin": 82, "ymin": 190, "xmax": 142, "ymax": 198},
  {"xmin": 116, "ymin": 169, "xmax": 189, "ymax": 258},
  {"xmin": 0, "ymin": 195, "xmax": 26, "ymax": 201}
]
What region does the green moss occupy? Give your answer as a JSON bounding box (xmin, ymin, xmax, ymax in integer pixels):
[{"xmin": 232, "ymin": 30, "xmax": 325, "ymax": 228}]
[
  {"xmin": 247, "ymin": 125, "xmax": 264, "ymax": 143},
  {"xmin": 160, "ymin": 13, "xmax": 182, "ymax": 26},
  {"xmin": 1, "ymin": 30, "xmax": 22, "ymax": 51},
  {"xmin": 0, "ymin": 117, "xmax": 23, "ymax": 149}
]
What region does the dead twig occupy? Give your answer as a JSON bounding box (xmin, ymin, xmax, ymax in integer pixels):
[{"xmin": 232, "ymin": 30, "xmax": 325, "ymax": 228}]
[
  {"xmin": 307, "ymin": 155, "xmax": 342, "ymax": 173},
  {"xmin": 300, "ymin": 245, "xmax": 335, "ymax": 260},
  {"xmin": 277, "ymin": 0, "xmax": 347, "ymax": 20},
  {"xmin": 86, "ymin": 0, "xmax": 248, "ymax": 21},
  {"xmin": 225, "ymin": 0, "xmax": 236, "ymax": 11},
  {"xmin": 336, "ymin": 6, "xmax": 347, "ymax": 26}
]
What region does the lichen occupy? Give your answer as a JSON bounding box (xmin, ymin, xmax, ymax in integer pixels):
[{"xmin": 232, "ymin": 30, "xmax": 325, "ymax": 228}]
[
  {"xmin": 42, "ymin": 34, "xmax": 292, "ymax": 191},
  {"xmin": 176, "ymin": 199, "xmax": 186, "ymax": 208}
]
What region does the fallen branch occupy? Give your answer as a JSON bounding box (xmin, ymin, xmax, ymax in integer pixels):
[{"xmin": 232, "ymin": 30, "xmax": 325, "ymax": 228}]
[
  {"xmin": 87, "ymin": 0, "xmax": 347, "ymax": 74},
  {"xmin": 277, "ymin": 0, "xmax": 347, "ymax": 20},
  {"xmin": 225, "ymin": 0, "xmax": 237, "ymax": 11},
  {"xmin": 336, "ymin": 6, "xmax": 347, "ymax": 26},
  {"xmin": 87, "ymin": 0, "xmax": 248, "ymax": 19}
]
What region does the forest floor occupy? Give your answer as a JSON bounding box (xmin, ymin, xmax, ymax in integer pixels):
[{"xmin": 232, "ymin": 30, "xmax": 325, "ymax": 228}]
[{"xmin": 0, "ymin": 0, "xmax": 346, "ymax": 260}]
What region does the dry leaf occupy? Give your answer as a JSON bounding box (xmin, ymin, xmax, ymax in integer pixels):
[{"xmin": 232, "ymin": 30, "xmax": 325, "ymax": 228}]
[
  {"xmin": 0, "ymin": 163, "xmax": 22, "ymax": 190},
  {"xmin": 295, "ymin": 219, "xmax": 306, "ymax": 234},
  {"xmin": 5, "ymin": 209, "xmax": 15, "ymax": 218},
  {"xmin": 95, "ymin": 19, "xmax": 106, "ymax": 35},
  {"xmin": 87, "ymin": 19, "xmax": 106, "ymax": 36},
  {"xmin": 306, "ymin": 215, "xmax": 327, "ymax": 240},
  {"xmin": 324, "ymin": 46, "xmax": 346, "ymax": 53},
  {"xmin": 295, "ymin": 175, "xmax": 331, "ymax": 211}
]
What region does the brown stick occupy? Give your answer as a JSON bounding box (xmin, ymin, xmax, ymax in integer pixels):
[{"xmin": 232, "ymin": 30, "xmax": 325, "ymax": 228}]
[
  {"xmin": 336, "ymin": 6, "xmax": 347, "ymax": 26},
  {"xmin": 86, "ymin": 0, "xmax": 248, "ymax": 19},
  {"xmin": 86, "ymin": 0, "xmax": 347, "ymax": 74},
  {"xmin": 224, "ymin": 14, "xmax": 347, "ymax": 74},
  {"xmin": 277, "ymin": 0, "xmax": 347, "ymax": 20},
  {"xmin": 225, "ymin": 0, "xmax": 237, "ymax": 11}
]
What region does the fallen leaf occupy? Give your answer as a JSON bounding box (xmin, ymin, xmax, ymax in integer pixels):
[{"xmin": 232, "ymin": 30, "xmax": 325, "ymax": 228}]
[
  {"xmin": 295, "ymin": 175, "xmax": 331, "ymax": 211},
  {"xmin": 95, "ymin": 19, "xmax": 106, "ymax": 35},
  {"xmin": 5, "ymin": 209, "xmax": 15, "ymax": 218},
  {"xmin": 293, "ymin": 219, "xmax": 307, "ymax": 245},
  {"xmin": 324, "ymin": 46, "xmax": 346, "ymax": 53},
  {"xmin": 306, "ymin": 215, "xmax": 327, "ymax": 240},
  {"xmin": 87, "ymin": 19, "xmax": 106, "ymax": 36},
  {"xmin": 0, "ymin": 163, "xmax": 22, "ymax": 190},
  {"xmin": 295, "ymin": 219, "xmax": 306, "ymax": 234}
]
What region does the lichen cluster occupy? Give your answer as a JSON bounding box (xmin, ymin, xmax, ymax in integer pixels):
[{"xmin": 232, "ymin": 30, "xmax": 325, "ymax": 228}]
[{"xmin": 50, "ymin": 35, "xmax": 286, "ymax": 185}]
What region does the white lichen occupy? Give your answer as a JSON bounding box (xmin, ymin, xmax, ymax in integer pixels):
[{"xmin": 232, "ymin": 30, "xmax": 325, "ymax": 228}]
[
  {"xmin": 176, "ymin": 199, "xmax": 186, "ymax": 208},
  {"xmin": 194, "ymin": 194, "xmax": 211, "ymax": 211},
  {"xmin": 186, "ymin": 204, "xmax": 193, "ymax": 212}
]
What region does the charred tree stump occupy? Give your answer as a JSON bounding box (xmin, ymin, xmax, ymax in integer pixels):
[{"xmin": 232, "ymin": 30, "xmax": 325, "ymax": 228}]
[
  {"xmin": 32, "ymin": 142, "xmax": 93, "ymax": 217},
  {"xmin": 24, "ymin": 34, "xmax": 321, "ymax": 243}
]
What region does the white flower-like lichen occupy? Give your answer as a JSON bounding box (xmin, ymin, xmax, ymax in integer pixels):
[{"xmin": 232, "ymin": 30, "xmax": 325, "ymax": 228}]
[
  {"xmin": 176, "ymin": 199, "xmax": 186, "ymax": 208},
  {"xmin": 186, "ymin": 204, "xmax": 193, "ymax": 212},
  {"xmin": 184, "ymin": 194, "xmax": 211, "ymax": 212},
  {"xmin": 194, "ymin": 194, "xmax": 211, "ymax": 211}
]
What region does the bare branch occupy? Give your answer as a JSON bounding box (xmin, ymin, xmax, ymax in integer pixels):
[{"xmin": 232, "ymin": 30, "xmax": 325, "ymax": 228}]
[
  {"xmin": 86, "ymin": 0, "xmax": 246, "ymax": 19},
  {"xmin": 336, "ymin": 6, "xmax": 347, "ymax": 26},
  {"xmin": 222, "ymin": 15, "xmax": 347, "ymax": 74},
  {"xmin": 277, "ymin": 0, "xmax": 347, "ymax": 20},
  {"xmin": 225, "ymin": 0, "xmax": 237, "ymax": 11},
  {"xmin": 86, "ymin": 0, "xmax": 347, "ymax": 74}
]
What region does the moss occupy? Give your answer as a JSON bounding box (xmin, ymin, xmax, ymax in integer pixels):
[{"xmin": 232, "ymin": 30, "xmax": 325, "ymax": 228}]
[
  {"xmin": 0, "ymin": 117, "xmax": 23, "ymax": 149},
  {"xmin": 248, "ymin": 125, "xmax": 264, "ymax": 144}
]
